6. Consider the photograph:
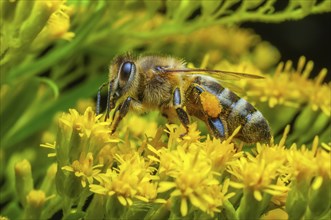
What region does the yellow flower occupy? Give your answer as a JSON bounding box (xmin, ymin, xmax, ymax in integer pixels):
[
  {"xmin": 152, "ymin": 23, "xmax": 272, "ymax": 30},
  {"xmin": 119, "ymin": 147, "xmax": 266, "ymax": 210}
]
[
  {"xmin": 307, "ymin": 138, "xmax": 331, "ymax": 218},
  {"xmin": 270, "ymin": 178, "xmax": 289, "ymax": 207},
  {"xmin": 249, "ymin": 126, "xmax": 290, "ymax": 172},
  {"xmin": 308, "ymin": 78, "xmax": 330, "ymax": 116},
  {"xmin": 314, "ymin": 149, "xmax": 331, "ymax": 187},
  {"xmin": 245, "ymin": 56, "xmax": 330, "ymax": 113},
  {"xmin": 90, "ymin": 153, "xmax": 158, "ymax": 206},
  {"xmin": 33, "ymin": 0, "xmax": 74, "ymax": 47},
  {"xmin": 252, "ymin": 41, "xmax": 281, "ymax": 70},
  {"xmin": 228, "ymin": 157, "xmax": 288, "ymax": 201},
  {"xmin": 59, "ymin": 107, "xmax": 120, "ymax": 148},
  {"xmin": 121, "ymin": 113, "xmax": 158, "ymax": 138},
  {"xmin": 202, "ymin": 126, "xmax": 243, "ymax": 173},
  {"xmin": 287, "ymin": 145, "xmax": 317, "ymax": 183},
  {"xmin": 42, "ymin": 101, "xmax": 330, "ymax": 218},
  {"xmin": 165, "ymin": 123, "xmax": 202, "ymax": 150},
  {"xmin": 97, "ymin": 145, "xmax": 116, "ymax": 167},
  {"xmin": 155, "ymin": 144, "xmax": 232, "ymax": 216},
  {"xmin": 62, "ymin": 152, "xmax": 102, "ymax": 188},
  {"xmin": 24, "ymin": 190, "xmax": 46, "ymax": 220},
  {"xmin": 60, "ymin": 107, "xmax": 103, "ymax": 139}
]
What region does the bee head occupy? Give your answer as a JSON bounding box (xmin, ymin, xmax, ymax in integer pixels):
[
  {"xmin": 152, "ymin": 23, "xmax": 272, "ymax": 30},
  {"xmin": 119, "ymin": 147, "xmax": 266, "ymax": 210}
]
[{"xmin": 107, "ymin": 54, "xmax": 137, "ymax": 110}]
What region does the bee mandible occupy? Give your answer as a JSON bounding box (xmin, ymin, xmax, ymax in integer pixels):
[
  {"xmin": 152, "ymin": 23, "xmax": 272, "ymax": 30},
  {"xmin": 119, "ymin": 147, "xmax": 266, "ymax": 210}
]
[{"xmin": 97, "ymin": 53, "xmax": 271, "ymax": 143}]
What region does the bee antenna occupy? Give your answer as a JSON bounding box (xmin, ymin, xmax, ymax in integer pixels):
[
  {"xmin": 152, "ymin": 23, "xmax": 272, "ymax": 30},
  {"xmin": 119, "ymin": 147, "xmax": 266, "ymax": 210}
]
[
  {"xmin": 96, "ymin": 82, "xmax": 108, "ymax": 115},
  {"xmin": 104, "ymin": 82, "xmax": 112, "ymax": 121}
]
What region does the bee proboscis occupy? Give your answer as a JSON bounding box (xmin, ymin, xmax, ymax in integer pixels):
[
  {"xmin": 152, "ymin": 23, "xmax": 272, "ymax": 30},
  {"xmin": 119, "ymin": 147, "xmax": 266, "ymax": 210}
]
[{"xmin": 97, "ymin": 54, "xmax": 271, "ymax": 143}]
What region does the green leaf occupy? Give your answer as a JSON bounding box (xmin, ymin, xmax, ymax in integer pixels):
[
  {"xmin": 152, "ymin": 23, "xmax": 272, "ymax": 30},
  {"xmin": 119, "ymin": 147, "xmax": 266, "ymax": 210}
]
[
  {"xmin": 2, "ymin": 75, "xmax": 104, "ymax": 149},
  {"xmin": 5, "ymin": 4, "xmax": 106, "ymax": 83},
  {"xmin": 0, "ymin": 78, "xmax": 39, "ymax": 144}
]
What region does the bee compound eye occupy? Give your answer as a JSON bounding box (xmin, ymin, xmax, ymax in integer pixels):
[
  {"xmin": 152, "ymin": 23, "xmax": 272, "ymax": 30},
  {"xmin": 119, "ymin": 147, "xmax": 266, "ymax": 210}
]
[
  {"xmin": 120, "ymin": 62, "xmax": 134, "ymax": 82},
  {"xmin": 155, "ymin": 66, "xmax": 163, "ymax": 71}
]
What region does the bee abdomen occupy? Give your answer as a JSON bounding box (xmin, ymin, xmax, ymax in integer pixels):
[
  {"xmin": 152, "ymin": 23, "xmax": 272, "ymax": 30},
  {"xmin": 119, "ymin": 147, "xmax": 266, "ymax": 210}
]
[
  {"xmin": 227, "ymin": 97, "xmax": 271, "ymax": 143},
  {"xmin": 192, "ymin": 79, "xmax": 271, "ymax": 143},
  {"xmin": 241, "ymin": 110, "xmax": 271, "ymax": 143}
]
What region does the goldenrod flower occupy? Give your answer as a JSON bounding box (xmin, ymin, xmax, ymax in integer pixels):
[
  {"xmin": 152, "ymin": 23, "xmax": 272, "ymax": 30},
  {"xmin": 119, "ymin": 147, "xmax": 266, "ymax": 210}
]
[
  {"xmin": 90, "ymin": 153, "xmax": 158, "ymax": 206},
  {"xmin": 152, "ymin": 140, "xmax": 234, "ymax": 216},
  {"xmin": 62, "ymin": 152, "xmax": 102, "ymax": 188},
  {"xmin": 228, "ymin": 157, "xmax": 288, "ymax": 201},
  {"xmin": 165, "ymin": 123, "xmax": 202, "ymax": 149},
  {"xmin": 122, "ymin": 113, "xmax": 158, "ymax": 138},
  {"xmin": 202, "ymin": 126, "xmax": 243, "ymax": 173},
  {"xmin": 36, "ymin": 105, "xmax": 330, "ymax": 219},
  {"xmin": 15, "ymin": 160, "xmax": 34, "ymax": 207},
  {"xmin": 245, "ymin": 56, "xmax": 330, "ymax": 114},
  {"xmin": 47, "ymin": 107, "xmax": 121, "ymax": 199},
  {"xmin": 308, "ymin": 139, "xmax": 331, "ymax": 218},
  {"xmin": 57, "ymin": 107, "xmax": 120, "ymax": 157},
  {"xmin": 32, "ymin": 0, "xmax": 74, "ymax": 48},
  {"xmin": 24, "ymin": 190, "xmax": 46, "ymax": 220}
]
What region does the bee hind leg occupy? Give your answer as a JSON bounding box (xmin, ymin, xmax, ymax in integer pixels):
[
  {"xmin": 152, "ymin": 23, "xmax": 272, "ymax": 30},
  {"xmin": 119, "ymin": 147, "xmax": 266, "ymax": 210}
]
[
  {"xmin": 173, "ymin": 87, "xmax": 190, "ymax": 137},
  {"xmin": 191, "ymin": 84, "xmax": 228, "ymax": 140},
  {"xmin": 207, "ymin": 117, "xmax": 227, "ymax": 140}
]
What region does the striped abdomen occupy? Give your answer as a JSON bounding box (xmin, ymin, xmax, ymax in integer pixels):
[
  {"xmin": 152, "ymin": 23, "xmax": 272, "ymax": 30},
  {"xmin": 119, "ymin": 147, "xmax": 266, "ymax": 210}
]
[{"xmin": 185, "ymin": 76, "xmax": 271, "ymax": 143}]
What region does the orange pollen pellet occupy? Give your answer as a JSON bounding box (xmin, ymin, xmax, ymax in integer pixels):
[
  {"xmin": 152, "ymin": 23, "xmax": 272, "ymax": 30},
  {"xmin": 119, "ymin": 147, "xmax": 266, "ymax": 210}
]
[{"xmin": 200, "ymin": 92, "xmax": 222, "ymax": 118}]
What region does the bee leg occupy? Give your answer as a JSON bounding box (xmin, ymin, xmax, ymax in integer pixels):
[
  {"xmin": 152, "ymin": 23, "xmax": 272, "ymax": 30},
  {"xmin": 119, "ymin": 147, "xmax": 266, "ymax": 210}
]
[
  {"xmin": 161, "ymin": 107, "xmax": 177, "ymax": 124},
  {"xmin": 192, "ymin": 84, "xmax": 228, "ymax": 139},
  {"xmin": 173, "ymin": 87, "xmax": 190, "ymax": 137},
  {"xmin": 109, "ymin": 97, "xmax": 132, "ymax": 134},
  {"xmin": 207, "ymin": 117, "xmax": 227, "ymax": 139}
]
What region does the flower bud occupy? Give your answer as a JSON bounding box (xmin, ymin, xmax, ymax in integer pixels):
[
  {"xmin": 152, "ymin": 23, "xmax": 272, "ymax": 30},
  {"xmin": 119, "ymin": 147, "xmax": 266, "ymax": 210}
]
[
  {"xmin": 15, "ymin": 160, "xmax": 33, "ymax": 207},
  {"xmin": 23, "ymin": 190, "xmax": 46, "ymax": 220},
  {"xmin": 19, "ymin": 1, "xmax": 57, "ymax": 46}
]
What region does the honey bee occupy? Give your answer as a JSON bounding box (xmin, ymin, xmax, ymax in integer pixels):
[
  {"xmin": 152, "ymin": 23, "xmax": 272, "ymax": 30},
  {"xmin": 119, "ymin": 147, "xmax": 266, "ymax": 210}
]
[{"xmin": 97, "ymin": 53, "xmax": 271, "ymax": 143}]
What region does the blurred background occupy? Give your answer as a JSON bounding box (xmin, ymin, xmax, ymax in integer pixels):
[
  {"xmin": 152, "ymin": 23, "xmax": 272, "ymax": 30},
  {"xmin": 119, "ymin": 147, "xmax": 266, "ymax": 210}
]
[{"xmin": 243, "ymin": 12, "xmax": 331, "ymax": 79}]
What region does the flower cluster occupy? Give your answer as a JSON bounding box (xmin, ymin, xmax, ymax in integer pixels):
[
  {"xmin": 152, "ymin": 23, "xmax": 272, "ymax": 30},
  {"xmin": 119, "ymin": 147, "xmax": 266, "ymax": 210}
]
[
  {"xmin": 36, "ymin": 107, "xmax": 331, "ymax": 219},
  {"xmin": 244, "ymin": 56, "xmax": 330, "ymax": 115}
]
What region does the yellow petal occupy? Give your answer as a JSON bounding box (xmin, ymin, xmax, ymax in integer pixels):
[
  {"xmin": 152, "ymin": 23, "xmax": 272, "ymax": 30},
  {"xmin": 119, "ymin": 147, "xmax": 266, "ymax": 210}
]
[
  {"xmin": 229, "ymin": 181, "xmax": 244, "ymax": 189},
  {"xmin": 135, "ymin": 195, "xmax": 149, "ymax": 202},
  {"xmin": 312, "ymin": 176, "xmax": 323, "ymax": 190},
  {"xmin": 158, "ymin": 182, "xmax": 176, "ymax": 193},
  {"xmin": 154, "ymin": 198, "xmax": 167, "ymax": 204},
  {"xmin": 118, "ymin": 195, "xmax": 127, "ymax": 206},
  {"xmin": 61, "ymin": 166, "xmax": 74, "ymax": 172},
  {"xmin": 127, "ymin": 198, "xmax": 133, "ymax": 206},
  {"xmin": 181, "ymin": 197, "xmax": 188, "ymax": 216},
  {"xmin": 254, "ymin": 190, "xmax": 262, "ymax": 201}
]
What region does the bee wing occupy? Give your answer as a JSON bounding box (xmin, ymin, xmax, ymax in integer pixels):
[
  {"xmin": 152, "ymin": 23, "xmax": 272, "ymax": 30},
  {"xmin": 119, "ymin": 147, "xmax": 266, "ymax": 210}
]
[
  {"xmin": 163, "ymin": 68, "xmax": 264, "ymax": 80},
  {"xmin": 163, "ymin": 68, "xmax": 262, "ymax": 96},
  {"xmin": 216, "ymin": 80, "xmax": 245, "ymax": 95}
]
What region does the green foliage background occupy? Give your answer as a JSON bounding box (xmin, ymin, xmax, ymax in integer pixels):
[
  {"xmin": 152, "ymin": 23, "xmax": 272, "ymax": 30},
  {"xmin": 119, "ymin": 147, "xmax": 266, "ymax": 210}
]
[{"xmin": 0, "ymin": 0, "xmax": 330, "ymax": 219}]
